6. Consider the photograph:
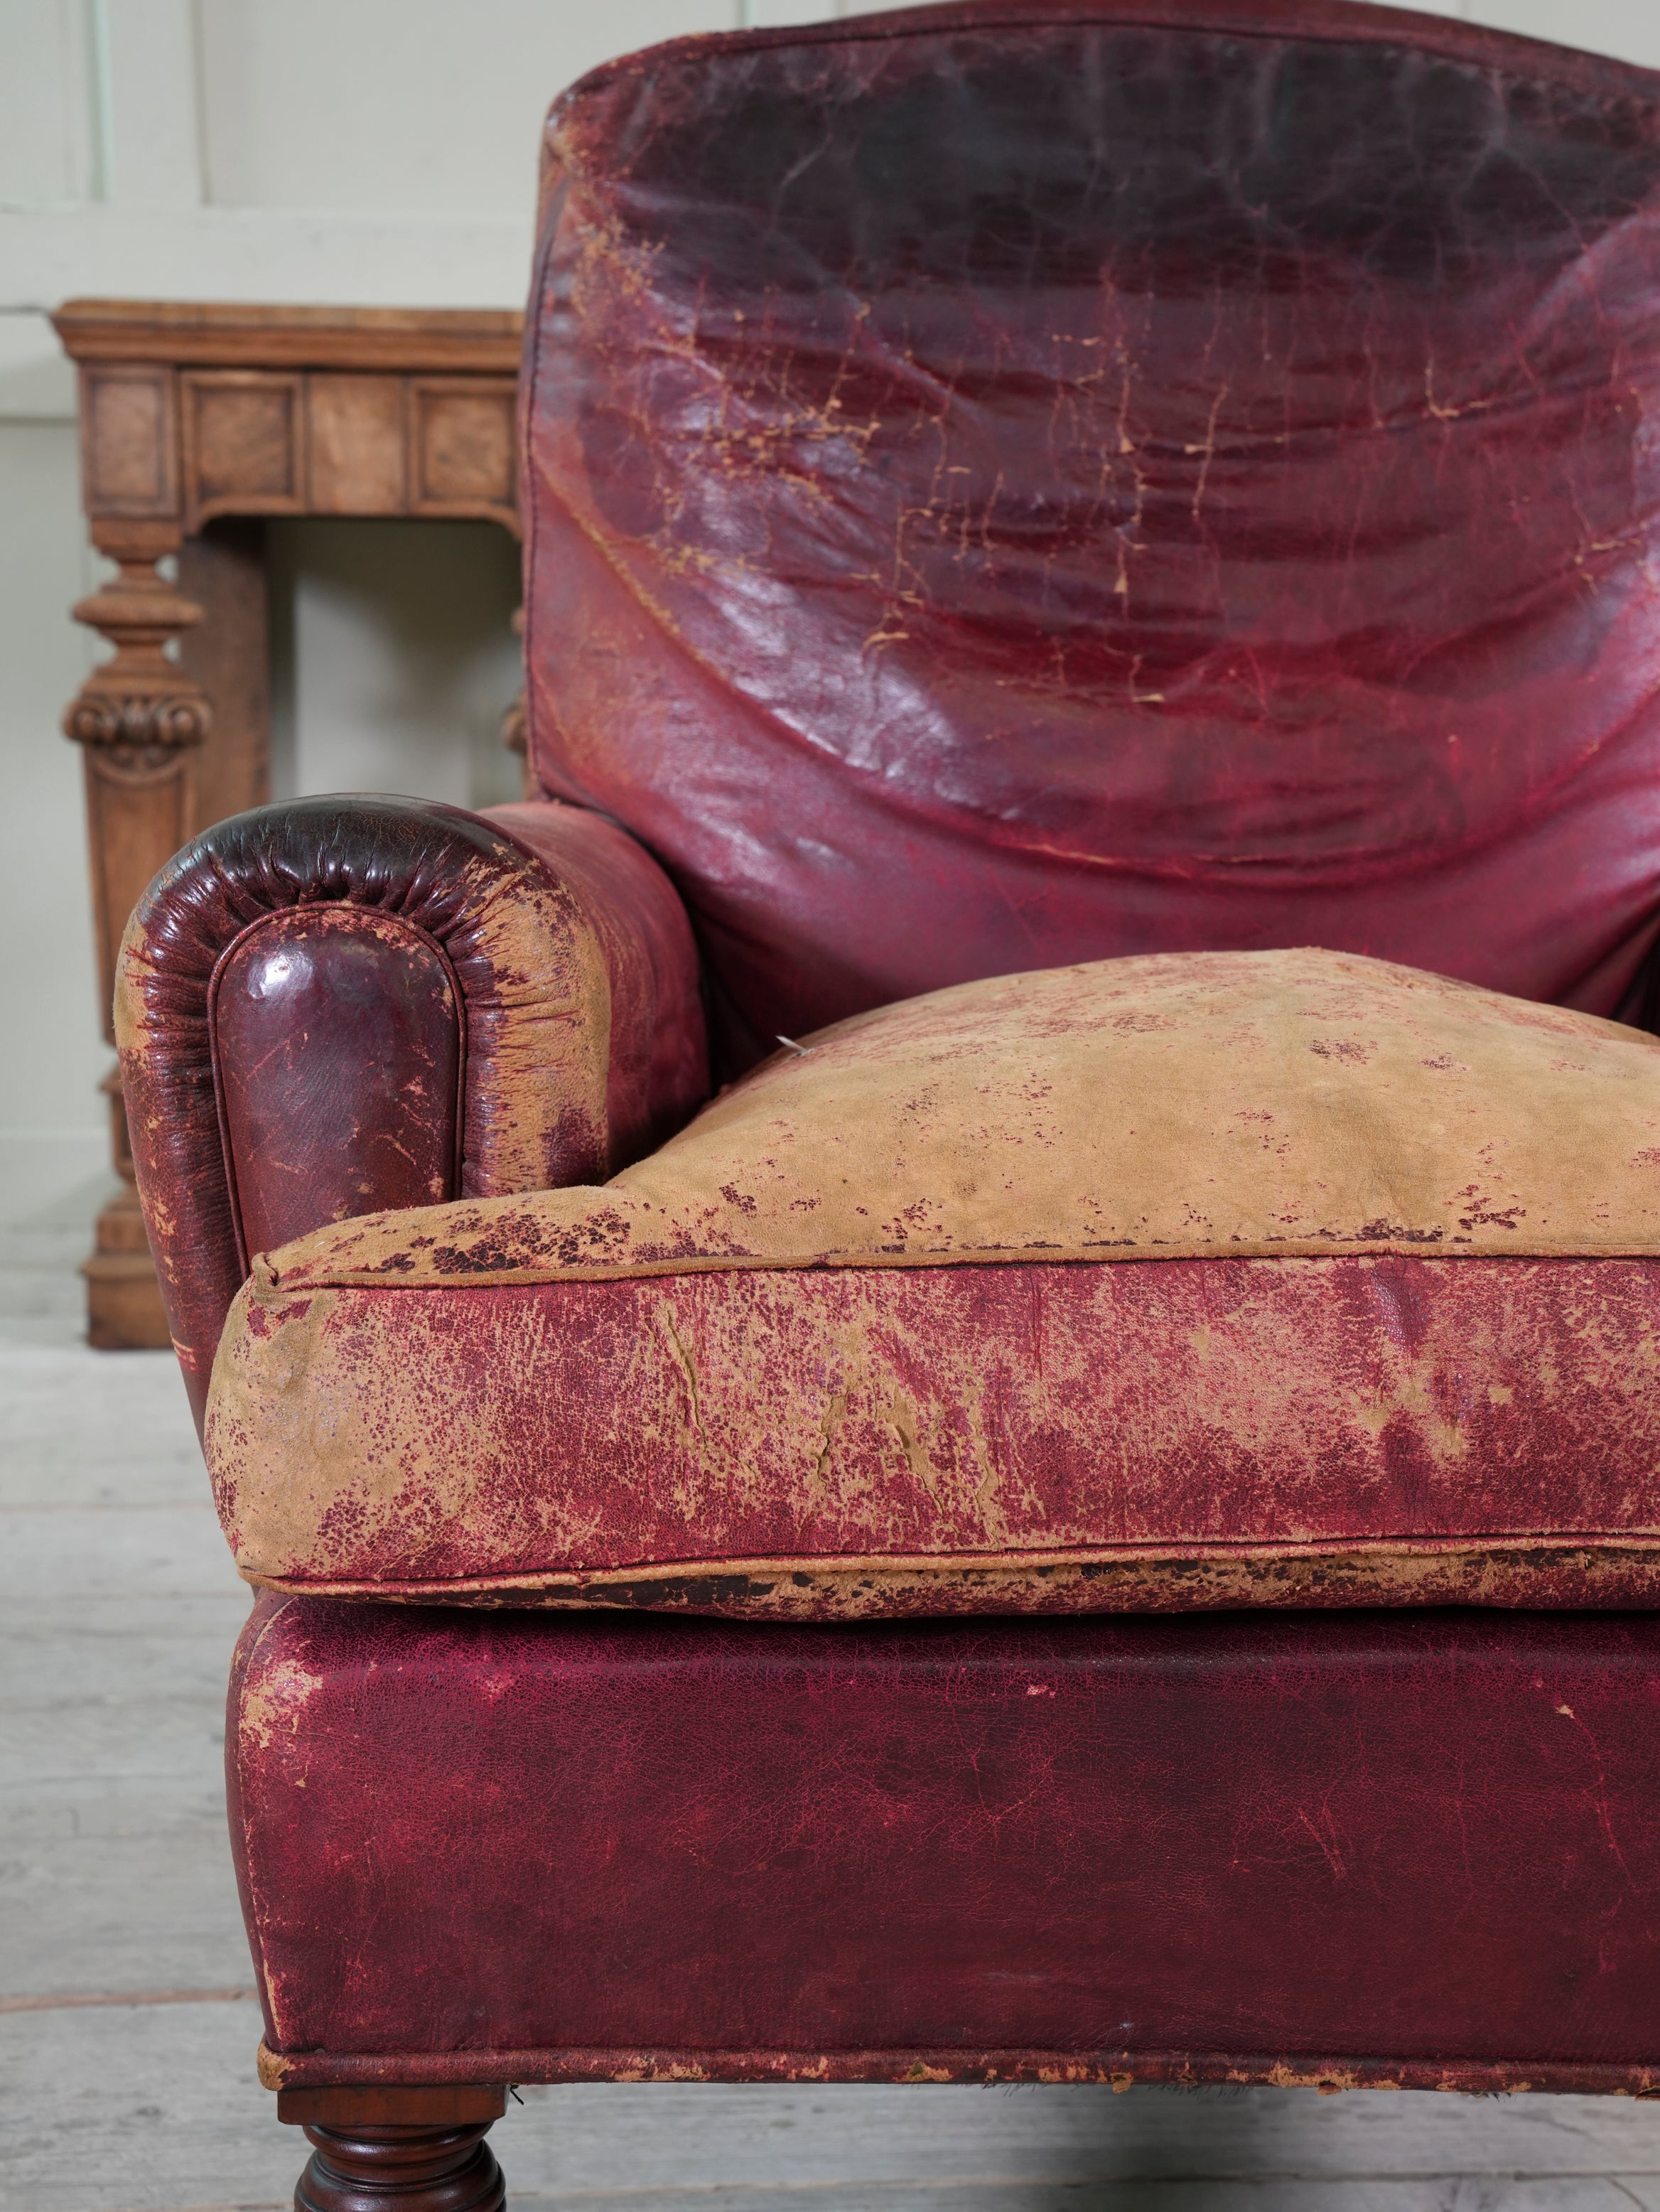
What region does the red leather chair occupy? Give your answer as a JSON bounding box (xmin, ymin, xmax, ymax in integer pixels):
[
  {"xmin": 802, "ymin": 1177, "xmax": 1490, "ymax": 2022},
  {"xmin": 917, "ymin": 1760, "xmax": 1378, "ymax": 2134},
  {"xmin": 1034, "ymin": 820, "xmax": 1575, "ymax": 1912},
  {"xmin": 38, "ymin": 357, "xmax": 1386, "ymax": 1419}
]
[{"xmin": 118, "ymin": 4, "xmax": 1660, "ymax": 2205}]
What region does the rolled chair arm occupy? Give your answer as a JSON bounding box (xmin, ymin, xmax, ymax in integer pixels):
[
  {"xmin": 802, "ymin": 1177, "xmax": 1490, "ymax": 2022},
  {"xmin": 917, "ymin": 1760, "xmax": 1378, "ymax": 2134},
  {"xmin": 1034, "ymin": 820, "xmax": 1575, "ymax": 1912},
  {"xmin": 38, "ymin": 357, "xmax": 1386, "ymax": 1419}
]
[{"xmin": 116, "ymin": 794, "xmax": 708, "ymax": 1427}]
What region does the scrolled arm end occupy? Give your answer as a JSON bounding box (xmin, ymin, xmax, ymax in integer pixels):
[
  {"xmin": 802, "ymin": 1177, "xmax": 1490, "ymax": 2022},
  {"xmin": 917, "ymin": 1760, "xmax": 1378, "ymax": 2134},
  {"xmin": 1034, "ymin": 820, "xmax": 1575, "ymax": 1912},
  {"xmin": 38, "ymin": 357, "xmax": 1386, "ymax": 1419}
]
[{"xmin": 117, "ymin": 793, "xmax": 708, "ymax": 1428}]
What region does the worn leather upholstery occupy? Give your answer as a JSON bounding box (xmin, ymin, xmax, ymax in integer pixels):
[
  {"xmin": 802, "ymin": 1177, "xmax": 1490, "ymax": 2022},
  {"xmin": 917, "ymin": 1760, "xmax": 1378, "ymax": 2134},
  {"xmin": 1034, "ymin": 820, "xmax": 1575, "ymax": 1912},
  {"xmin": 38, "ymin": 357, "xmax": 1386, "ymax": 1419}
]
[
  {"xmin": 206, "ymin": 950, "xmax": 1660, "ymax": 1614},
  {"xmin": 526, "ymin": 0, "xmax": 1660, "ymax": 1065},
  {"xmin": 117, "ymin": 794, "xmax": 706, "ymax": 1423},
  {"xmin": 235, "ymin": 1596, "xmax": 1660, "ymax": 2093},
  {"xmin": 209, "ymin": 1255, "xmax": 1660, "ymax": 1616}
]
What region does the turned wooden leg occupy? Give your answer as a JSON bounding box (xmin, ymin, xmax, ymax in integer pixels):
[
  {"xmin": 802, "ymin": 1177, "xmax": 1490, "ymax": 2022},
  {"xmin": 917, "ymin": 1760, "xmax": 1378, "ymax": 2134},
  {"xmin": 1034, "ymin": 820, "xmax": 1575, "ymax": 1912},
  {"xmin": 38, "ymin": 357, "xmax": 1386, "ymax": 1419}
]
[
  {"xmin": 279, "ymin": 2088, "xmax": 507, "ymax": 2212},
  {"xmin": 293, "ymin": 2120, "xmax": 504, "ymax": 2211},
  {"xmin": 70, "ymin": 519, "xmax": 272, "ymax": 1347}
]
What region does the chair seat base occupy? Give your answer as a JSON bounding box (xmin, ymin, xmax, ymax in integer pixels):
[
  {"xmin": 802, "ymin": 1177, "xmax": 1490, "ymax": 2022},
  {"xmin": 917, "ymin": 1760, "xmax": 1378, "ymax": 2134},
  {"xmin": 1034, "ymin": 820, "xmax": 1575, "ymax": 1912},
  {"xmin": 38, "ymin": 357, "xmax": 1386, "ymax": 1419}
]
[{"xmin": 235, "ymin": 1601, "xmax": 1660, "ymax": 2085}]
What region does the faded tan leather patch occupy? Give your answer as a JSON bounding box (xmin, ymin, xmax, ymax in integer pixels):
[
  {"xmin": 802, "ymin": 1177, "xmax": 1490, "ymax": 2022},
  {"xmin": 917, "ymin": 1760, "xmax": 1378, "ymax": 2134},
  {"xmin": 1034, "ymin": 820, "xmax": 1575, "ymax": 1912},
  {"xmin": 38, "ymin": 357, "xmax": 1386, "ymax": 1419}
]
[{"xmin": 258, "ymin": 947, "xmax": 1660, "ymax": 1289}]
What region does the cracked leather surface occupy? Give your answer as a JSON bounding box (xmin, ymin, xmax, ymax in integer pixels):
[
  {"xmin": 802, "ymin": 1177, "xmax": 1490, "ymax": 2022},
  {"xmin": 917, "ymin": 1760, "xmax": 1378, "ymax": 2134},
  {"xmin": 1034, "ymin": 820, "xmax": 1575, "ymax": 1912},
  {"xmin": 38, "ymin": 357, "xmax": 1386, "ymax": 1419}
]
[
  {"xmin": 209, "ymin": 1252, "xmax": 1660, "ymax": 1611},
  {"xmin": 524, "ymin": 0, "xmax": 1660, "ymax": 1068}
]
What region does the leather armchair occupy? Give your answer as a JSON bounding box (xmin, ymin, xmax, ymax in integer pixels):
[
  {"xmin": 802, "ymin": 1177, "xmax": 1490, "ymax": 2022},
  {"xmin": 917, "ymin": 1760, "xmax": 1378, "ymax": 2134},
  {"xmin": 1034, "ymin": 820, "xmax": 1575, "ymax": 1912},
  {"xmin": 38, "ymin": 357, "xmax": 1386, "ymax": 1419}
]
[{"xmin": 117, "ymin": 3, "xmax": 1660, "ymax": 2206}]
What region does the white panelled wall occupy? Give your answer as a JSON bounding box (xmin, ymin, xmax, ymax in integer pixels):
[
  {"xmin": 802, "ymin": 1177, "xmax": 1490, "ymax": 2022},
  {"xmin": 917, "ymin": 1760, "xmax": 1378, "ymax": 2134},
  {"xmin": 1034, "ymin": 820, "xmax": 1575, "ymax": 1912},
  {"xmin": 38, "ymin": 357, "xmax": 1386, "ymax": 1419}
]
[{"xmin": 1, "ymin": 0, "xmax": 1657, "ymax": 1226}]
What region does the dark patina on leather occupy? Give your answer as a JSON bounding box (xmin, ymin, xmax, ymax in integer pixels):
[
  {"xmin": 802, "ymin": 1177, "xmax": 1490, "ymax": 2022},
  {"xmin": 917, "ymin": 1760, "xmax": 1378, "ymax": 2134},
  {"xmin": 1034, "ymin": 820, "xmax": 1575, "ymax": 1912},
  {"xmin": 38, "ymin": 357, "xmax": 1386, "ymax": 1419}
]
[{"xmin": 210, "ymin": 904, "xmax": 466, "ymax": 1271}]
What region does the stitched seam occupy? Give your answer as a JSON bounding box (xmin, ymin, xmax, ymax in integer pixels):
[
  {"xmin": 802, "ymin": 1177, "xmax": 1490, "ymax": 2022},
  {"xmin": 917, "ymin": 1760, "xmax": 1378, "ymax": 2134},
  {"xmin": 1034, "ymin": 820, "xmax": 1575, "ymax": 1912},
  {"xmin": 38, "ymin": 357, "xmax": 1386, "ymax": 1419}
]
[
  {"xmin": 519, "ymin": 170, "xmax": 561, "ymax": 780},
  {"xmin": 551, "ymin": 6, "xmax": 1659, "ymax": 138},
  {"xmin": 256, "ymin": 2039, "xmax": 1660, "ymax": 2091},
  {"xmin": 244, "ymin": 1535, "xmax": 1660, "ymax": 1604},
  {"xmin": 229, "ymin": 1596, "xmax": 298, "ymax": 2042}
]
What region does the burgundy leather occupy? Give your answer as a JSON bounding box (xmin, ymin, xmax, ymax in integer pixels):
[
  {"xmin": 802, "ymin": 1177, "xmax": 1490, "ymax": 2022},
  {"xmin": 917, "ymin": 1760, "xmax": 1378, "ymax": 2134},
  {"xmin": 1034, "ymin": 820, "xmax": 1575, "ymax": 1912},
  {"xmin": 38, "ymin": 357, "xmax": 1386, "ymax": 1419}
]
[
  {"xmin": 113, "ymin": 3, "xmax": 1660, "ymax": 2121},
  {"xmin": 234, "ymin": 1597, "xmax": 1660, "ymax": 2087},
  {"xmin": 116, "ymin": 795, "xmax": 706, "ymax": 1425},
  {"xmin": 211, "ymin": 906, "xmax": 463, "ymax": 1269},
  {"xmin": 211, "ymin": 1255, "xmax": 1660, "ymax": 1616},
  {"xmin": 525, "ymin": 0, "xmax": 1660, "ymax": 1068},
  {"xmin": 488, "ymin": 800, "xmax": 711, "ymax": 1158}
]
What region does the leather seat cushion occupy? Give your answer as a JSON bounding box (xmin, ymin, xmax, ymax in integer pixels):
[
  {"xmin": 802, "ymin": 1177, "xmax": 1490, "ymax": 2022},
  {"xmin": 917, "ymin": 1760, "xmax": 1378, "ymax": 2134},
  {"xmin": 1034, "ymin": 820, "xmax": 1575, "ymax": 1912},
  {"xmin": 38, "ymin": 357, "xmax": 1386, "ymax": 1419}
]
[{"xmin": 208, "ymin": 948, "xmax": 1660, "ymax": 1614}]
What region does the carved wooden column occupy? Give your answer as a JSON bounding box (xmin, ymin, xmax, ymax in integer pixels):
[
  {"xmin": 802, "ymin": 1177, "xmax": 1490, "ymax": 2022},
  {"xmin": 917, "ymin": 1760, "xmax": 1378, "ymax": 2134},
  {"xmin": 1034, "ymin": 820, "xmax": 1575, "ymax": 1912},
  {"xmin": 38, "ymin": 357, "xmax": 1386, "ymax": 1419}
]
[
  {"xmin": 54, "ymin": 301, "xmax": 524, "ymax": 1348},
  {"xmin": 65, "ymin": 520, "xmax": 210, "ymax": 1346}
]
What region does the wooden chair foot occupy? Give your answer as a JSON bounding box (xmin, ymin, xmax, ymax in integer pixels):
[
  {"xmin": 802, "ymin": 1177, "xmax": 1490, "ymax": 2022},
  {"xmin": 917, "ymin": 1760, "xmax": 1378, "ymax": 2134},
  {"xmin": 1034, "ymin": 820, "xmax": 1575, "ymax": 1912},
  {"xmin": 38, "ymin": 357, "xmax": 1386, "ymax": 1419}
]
[
  {"xmin": 293, "ymin": 2119, "xmax": 504, "ymax": 2210},
  {"xmin": 279, "ymin": 2086, "xmax": 506, "ymax": 2212}
]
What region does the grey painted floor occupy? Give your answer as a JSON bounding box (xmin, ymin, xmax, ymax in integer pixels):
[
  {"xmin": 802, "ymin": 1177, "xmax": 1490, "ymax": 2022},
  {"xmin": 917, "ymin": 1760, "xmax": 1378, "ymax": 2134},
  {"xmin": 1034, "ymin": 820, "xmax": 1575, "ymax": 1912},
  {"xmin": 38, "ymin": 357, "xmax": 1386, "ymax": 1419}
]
[{"xmin": 11, "ymin": 1218, "xmax": 1660, "ymax": 2208}]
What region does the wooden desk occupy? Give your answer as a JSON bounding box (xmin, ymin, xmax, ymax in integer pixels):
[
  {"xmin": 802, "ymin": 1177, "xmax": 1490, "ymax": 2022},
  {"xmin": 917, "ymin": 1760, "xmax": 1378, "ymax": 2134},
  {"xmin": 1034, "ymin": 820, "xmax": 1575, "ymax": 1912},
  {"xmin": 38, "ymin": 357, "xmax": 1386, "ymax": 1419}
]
[{"xmin": 53, "ymin": 301, "xmax": 525, "ymax": 1348}]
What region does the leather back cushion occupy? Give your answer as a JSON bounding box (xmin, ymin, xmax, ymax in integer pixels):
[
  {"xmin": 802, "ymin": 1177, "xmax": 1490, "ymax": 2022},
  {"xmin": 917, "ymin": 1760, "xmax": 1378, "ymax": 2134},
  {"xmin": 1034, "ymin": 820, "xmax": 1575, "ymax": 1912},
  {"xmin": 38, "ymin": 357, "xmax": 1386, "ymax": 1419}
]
[{"xmin": 523, "ymin": 0, "xmax": 1660, "ymax": 1063}]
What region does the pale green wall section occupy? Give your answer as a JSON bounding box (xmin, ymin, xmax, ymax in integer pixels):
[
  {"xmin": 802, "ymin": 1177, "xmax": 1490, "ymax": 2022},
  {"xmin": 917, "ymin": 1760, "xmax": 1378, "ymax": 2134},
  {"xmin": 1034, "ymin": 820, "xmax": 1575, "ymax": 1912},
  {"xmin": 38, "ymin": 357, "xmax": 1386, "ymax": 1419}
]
[{"xmin": 0, "ymin": 419, "xmax": 104, "ymax": 1225}]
